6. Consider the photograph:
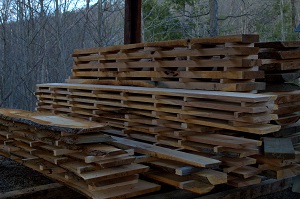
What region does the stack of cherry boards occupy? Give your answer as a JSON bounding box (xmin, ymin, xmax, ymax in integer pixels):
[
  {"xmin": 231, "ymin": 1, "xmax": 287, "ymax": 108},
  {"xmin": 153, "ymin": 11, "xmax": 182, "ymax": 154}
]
[{"xmin": 1, "ymin": 34, "xmax": 300, "ymax": 198}]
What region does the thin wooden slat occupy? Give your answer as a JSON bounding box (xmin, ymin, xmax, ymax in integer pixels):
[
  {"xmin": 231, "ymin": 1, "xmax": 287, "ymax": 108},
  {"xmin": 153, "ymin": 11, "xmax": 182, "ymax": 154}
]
[{"xmin": 110, "ymin": 136, "xmax": 221, "ymax": 168}]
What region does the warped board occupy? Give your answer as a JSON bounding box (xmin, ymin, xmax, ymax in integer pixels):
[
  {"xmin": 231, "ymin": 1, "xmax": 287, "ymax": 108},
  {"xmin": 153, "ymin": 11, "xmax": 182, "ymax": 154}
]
[{"xmin": 0, "ymin": 109, "xmax": 107, "ymax": 134}]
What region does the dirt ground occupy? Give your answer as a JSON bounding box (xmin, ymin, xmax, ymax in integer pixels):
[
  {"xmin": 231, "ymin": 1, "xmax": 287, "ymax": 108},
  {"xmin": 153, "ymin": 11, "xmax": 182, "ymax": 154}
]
[
  {"xmin": 1, "ymin": 156, "xmax": 300, "ymax": 199},
  {"xmin": 0, "ymin": 156, "xmax": 51, "ymax": 193}
]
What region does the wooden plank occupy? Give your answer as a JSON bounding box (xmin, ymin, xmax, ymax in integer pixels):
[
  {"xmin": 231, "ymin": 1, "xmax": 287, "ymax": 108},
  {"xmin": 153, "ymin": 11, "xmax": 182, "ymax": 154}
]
[
  {"xmin": 72, "ymin": 71, "xmax": 264, "ymax": 80},
  {"xmin": 186, "ymin": 133, "xmax": 261, "ymax": 149},
  {"xmin": 190, "ymin": 34, "xmax": 259, "ymax": 44},
  {"xmin": 219, "ymin": 157, "xmax": 256, "ymax": 167},
  {"xmin": 74, "ymin": 47, "xmax": 259, "ymax": 62},
  {"xmin": 275, "ymin": 101, "xmax": 300, "ymax": 115},
  {"xmin": 272, "ymin": 120, "xmax": 300, "ymax": 137},
  {"xmin": 88, "ymin": 174, "xmax": 139, "ymax": 191},
  {"xmin": 259, "ymin": 164, "xmax": 300, "ymax": 179},
  {"xmin": 193, "ymin": 169, "xmax": 227, "ymax": 185},
  {"xmin": 143, "ymin": 171, "xmax": 215, "ymax": 195},
  {"xmin": 258, "ymin": 50, "xmax": 300, "ymax": 60},
  {"xmin": 37, "ymin": 83, "xmax": 276, "ymax": 103},
  {"xmin": 255, "ymin": 41, "xmax": 300, "ymax": 48},
  {"xmin": 0, "ymin": 109, "xmax": 107, "ymax": 134},
  {"xmin": 77, "ymin": 163, "xmax": 148, "ymax": 182},
  {"xmin": 252, "ymin": 155, "xmax": 296, "ymax": 167},
  {"xmin": 268, "ymin": 90, "xmax": 300, "ymax": 104},
  {"xmin": 263, "ymin": 137, "xmax": 295, "ymax": 159},
  {"xmin": 231, "ymin": 166, "xmax": 261, "ymax": 179},
  {"xmin": 260, "ymin": 59, "xmax": 300, "ymax": 71},
  {"xmin": 110, "ymin": 136, "xmax": 221, "ymax": 168},
  {"xmin": 60, "ymin": 161, "xmax": 99, "ymax": 174},
  {"xmin": 61, "ymin": 133, "xmax": 113, "ymax": 144},
  {"xmin": 146, "ymin": 159, "xmax": 203, "ymax": 176},
  {"xmin": 73, "ymin": 34, "xmax": 258, "ymax": 55},
  {"xmin": 72, "ymin": 59, "xmax": 261, "ymax": 70},
  {"xmin": 227, "ymin": 176, "xmax": 261, "ymax": 187}
]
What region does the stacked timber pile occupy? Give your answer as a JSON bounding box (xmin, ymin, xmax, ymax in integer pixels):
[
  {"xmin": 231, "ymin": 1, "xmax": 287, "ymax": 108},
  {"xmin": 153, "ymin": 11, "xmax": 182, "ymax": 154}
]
[
  {"xmin": 3, "ymin": 35, "xmax": 300, "ymax": 198},
  {"xmin": 34, "ymin": 35, "xmax": 300, "ymax": 195},
  {"xmin": 256, "ymin": 41, "xmax": 300, "ymax": 126},
  {"xmin": 68, "ymin": 34, "xmax": 264, "ymax": 92},
  {"xmin": 35, "ymin": 83, "xmax": 279, "ymax": 189},
  {"xmin": 246, "ymin": 41, "xmax": 300, "ymax": 181},
  {"xmin": 0, "ymin": 109, "xmax": 160, "ymax": 199}
]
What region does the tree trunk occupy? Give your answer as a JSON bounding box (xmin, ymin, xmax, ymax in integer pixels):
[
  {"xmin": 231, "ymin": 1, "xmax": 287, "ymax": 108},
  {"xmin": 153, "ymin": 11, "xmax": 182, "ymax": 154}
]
[
  {"xmin": 81, "ymin": 0, "xmax": 90, "ymax": 48},
  {"xmin": 209, "ymin": 0, "xmax": 218, "ymax": 37},
  {"xmin": 291, "ymin": 0, "xmax": 297, "ymax": 27},
  {"xmin": 98, "ymin": 0, "xmax": 103, "ymax": 45},
  {"xmin": 280, "ymin": 0, "xmax": 285, "ymax": 40}
]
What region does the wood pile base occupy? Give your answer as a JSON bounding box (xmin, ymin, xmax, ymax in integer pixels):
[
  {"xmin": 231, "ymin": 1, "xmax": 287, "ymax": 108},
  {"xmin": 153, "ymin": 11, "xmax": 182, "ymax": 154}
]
[{"xmin": 0, "ymin": 109, "xmax": 160, "ymax": 199}]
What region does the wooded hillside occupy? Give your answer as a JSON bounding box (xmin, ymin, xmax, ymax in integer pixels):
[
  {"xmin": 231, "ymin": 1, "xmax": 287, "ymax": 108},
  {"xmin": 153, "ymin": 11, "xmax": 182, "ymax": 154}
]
[{"xmin": 0, "ymin": 0, "xmax": 299, "ymax": 110}]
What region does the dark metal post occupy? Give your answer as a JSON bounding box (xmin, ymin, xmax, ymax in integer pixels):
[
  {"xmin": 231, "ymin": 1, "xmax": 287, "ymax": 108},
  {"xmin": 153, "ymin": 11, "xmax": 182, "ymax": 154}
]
[{"xmin": 124, "ymin": 0, "xmax": 142, "ymax": 44}]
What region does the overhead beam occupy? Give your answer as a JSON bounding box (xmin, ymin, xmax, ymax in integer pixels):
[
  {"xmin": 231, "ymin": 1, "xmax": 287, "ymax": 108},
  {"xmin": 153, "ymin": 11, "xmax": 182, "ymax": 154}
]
[{"xmin": 124, "ymin": 0, "xmax": 142, "ymax": 44}]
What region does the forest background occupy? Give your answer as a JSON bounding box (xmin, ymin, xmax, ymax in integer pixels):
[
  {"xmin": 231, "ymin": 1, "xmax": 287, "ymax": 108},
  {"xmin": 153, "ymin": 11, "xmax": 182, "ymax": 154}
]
[{"xmin": 0, "ymin": 0, "xmax": 299, "ymax": 110}]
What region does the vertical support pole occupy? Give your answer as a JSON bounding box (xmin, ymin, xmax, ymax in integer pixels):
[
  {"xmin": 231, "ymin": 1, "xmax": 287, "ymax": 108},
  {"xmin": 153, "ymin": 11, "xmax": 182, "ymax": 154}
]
[{"xmin": 124, "ymin": 0, "xmax": 142, "ymax": 44}]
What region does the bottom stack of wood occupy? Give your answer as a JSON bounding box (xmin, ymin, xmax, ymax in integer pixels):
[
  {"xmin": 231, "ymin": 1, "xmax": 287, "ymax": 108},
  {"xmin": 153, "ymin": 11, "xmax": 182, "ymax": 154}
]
[
  {"xmin": 0, "ymin": 109, "xmax": 160, "ymax": 199},
  {"xmin": 0, "ymin": 108, "xmax": 300, "ymax": 198}
]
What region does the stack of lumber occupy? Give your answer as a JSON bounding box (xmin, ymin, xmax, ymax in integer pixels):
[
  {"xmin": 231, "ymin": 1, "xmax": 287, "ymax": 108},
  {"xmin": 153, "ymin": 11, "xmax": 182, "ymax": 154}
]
[
  {"xmin": 35, "ymin": 83, "xmax": 281, "ymax": 188},
  {"xmin": 0, "ymin": 109, "xmax": 160, "ymax": 199},
  {"xmin": 256, "ymin": 41, "xmax": 300, "ymax": 126},
  {"xmin": 252, "ymin": 137, "xmax": 300, "ymax": 180},
  {"xmin": 256, "ymin": 41, "xmax": 300, "ymax": 150},
  {"xmin": 68, "ymin": 34, "xmax": 264, "ymax": 92},
  {"xmin": 4, "ymin": 35, "xmax": 300, "ymax": 197},
  {"xmin": 249, "ymin": 41, "xmax": 300, "ymax": 181},
  {"xmin": 35, "ymin": 83, "xmax": 279, "ymax": 135}
]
